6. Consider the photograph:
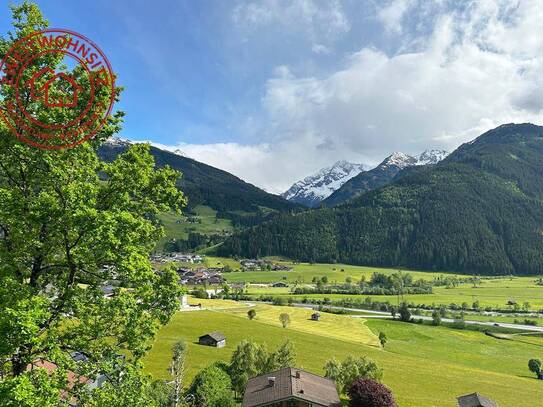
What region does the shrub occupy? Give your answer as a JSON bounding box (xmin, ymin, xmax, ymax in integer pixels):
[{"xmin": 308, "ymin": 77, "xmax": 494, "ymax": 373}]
[
  {"xmin": 348, "ymin": 378, "xmax": 397, "ymax": 407},
  {"xmin": 187, "ymin": 365, "xmax": 234, "ymax": 406},
  {"xmin": 279, "ymin": 313, "xmax": 291, "ymax": 328},
  {"xmin": 398, "ymin": 303, "xmax": 411, "ymax": 322},
  {"xmin": 529, "ymin": 359, "xmax": 542, "ymax": 379},
  {"xmin": 378, "ymin": 332, "xmax": 387, "ymax": 348}
]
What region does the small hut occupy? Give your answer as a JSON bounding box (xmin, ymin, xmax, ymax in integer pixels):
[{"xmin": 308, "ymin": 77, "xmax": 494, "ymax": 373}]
[
  {"xmin": 198, "ymin": 332, "xmax": 226, "ymax": 348},
  {"xmin": 457, "ymin": 393, "xmax": 498, "ymax": 407}
]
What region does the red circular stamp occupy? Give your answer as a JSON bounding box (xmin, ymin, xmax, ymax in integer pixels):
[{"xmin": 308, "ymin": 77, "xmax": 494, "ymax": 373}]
[{"xmin": 0, "ymin": 29, "xmax": 116, "ymax": 150}]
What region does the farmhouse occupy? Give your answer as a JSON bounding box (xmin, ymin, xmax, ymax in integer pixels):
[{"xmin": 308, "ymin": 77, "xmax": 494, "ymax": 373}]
[
  {"xmin": 242, "ymin": 367, "xmax": 341, "ymax": 407},
  {"xmin": 198, "ymin": 331, "xmax": 226, "ymax": 348},
  {"xmin": 457, "ymin": 393, "xmax": 498, "ymax": 407}
]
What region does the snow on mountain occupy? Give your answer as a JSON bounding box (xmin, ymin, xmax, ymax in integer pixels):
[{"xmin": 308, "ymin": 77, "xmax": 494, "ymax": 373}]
[
  {"xmin": 104, "ymin": 137, "xmax": 188, "ymax": 157},
  {"xmin": 381, "ymin": 152, "xmax": 418, "ymax": 169},
  {"xmin": 381, "ymin": 149, "xmax": 449, "ymax": 169},
  {"xmin": 282, "ymin": 160, "xmax": 368, "ymax": 207},
  {"xmin": 104, "ymin": 136, "xmax": 132, "ymax": 148},
  {"xmin": 416, "ymin": 149, "xmax": 449, "ymax": 165}
]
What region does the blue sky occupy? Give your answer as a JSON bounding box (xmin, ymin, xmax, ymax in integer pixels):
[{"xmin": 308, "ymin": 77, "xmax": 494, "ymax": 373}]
[{"xmin": 2, "ymin": 1, "xmax": 543, "ymax": 192}]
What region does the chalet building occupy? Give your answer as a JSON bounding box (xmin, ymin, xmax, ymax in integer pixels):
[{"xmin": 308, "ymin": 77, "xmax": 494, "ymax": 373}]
[
  {"xmin": 311, "ymin": 312, "xmax": 320, "ymax": 321},
  {"xmin": 457, "ymin": 393, "xmax": 498, "ymax": 407},
  {"xmin": 243, "ymin": 367, "xmax": 341, "ymax": 407},
  {"xmin": 198, "ymin": 332, "xmax": 226, "ymax": 348}
]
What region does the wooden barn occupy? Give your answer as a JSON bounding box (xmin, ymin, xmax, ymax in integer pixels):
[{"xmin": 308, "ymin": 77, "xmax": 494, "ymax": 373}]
[{"xmin": 198, "ymin": 331, "xmax": 226, "ymax": 348}]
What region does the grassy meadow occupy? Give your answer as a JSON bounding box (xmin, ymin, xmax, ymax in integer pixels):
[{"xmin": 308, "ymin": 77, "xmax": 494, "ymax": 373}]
[
  {"xmin": 243, "ymin": 279, "xmax": 543, "ymax": 310},
  {"xmin": 156, "ymin": 206, "xmax": 233, "ymax": 250},
  {"xmin": 223, "ymin": 260, "xmax": 464, "ymax": 283},
  {"xmin": 143, "ymin": 300, "xmax": 543, "ymax": 407},
  {"xmin": 196, "ymin": 257, "xmax": 543, "ymax": 309}
]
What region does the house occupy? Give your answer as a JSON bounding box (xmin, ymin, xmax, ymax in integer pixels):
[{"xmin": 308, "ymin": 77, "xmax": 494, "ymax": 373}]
[
  {"xmin": 198, "ymin": 332, "xmax": 226, "ymax": 348},
  {"xmin": 208, "ymin": 274, "xmax": 224, "ymax": 284},
  {"xmin": 272, "ymin": 282, "xmax": 289, "ymax": 288},
  {"xmin": 457, "ymin": 393, "xmax": 498, "ymax": 407},
  {"xmin": 242, "ymin": 367, "xmax": 341, "ymax": 407},
  {"xmin": 26, "ymin": 358, "xmax": 93, "ymax": 406},
  {"xmin": 311, "ymin": 312, "xmax": 320, "ymax": 321}
]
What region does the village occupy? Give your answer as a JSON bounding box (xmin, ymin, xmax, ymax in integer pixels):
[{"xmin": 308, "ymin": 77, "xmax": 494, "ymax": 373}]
[{"xmin": 150, "ymin": 253, "xmax": 292, "ymax": 287}]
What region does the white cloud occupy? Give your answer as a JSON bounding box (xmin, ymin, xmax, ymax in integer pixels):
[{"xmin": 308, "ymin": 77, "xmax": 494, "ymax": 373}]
[
  {"xmin": 311, "ymin": 43, "xmax": 331, "ymax": 55},
  {"xmin": 158, "ymin": 0, "xmax": 543, "ymax": 194},
  {"xmin": 377, "ymin": 0, "xmax": 414, "ymax": 34},
  {"xmin": 232, "ymin": 0, "xmax": 350, "ymax": 41}
]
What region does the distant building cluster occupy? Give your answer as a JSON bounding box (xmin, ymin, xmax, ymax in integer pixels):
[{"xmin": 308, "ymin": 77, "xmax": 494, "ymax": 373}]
[
  {"xmin": 240, "ymin": 259, "xmax": 292, "ymax": 271},
  {"xmin": 177, "ymin": 268, "xmax": 224, "ymax": 285},
  {"xmin": 150, "ymin": 252, "xmax": 204, "ymax": 264}
]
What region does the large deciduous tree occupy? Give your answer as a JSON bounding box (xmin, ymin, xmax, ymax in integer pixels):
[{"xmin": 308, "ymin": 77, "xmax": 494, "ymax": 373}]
[
  {"xmin": 324, "ymin": 356, "xmax": 383, "ymax": 395},
  {"xmin": 0, "ymin": 2, "xmax": 185, "ymax": 404}
]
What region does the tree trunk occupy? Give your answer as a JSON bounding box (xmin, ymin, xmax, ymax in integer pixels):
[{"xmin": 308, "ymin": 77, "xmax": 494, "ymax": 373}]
[{"xmin": 12, "ymin": 356, "xmax": 27, "ymax": 377}]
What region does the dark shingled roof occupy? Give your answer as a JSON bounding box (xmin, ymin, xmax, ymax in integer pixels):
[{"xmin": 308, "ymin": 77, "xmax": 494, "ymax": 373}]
[
  {"xmin": 242, "ymin": 367, "xmax": 341, "ymax": 407},
  {"xmin": 200, "ymin": 331, "xmax": 225, "ymax": 342},
  {"xmin": 457, "ymin": 393, "xmax": 498, "ymax": 407}
]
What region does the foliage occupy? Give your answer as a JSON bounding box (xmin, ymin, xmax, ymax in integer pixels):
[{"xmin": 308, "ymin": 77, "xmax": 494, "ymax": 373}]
[
  {"xmin": 378, "ymin": 332, "xmax": 387, "ymax": 348},
  {"xmin": 279, "ymin": 313, "xmax": 291, "ymax": 328},
  {"xmin": 186, "ymin": 365, "xmax": 234, "ymax": 407},
  {"xmin": 268, "ymin": 340, "xmax": 296, "ymax": 370},
  {"xmin": 79, "ymin": 364, "xmax": 160, "ymax": 407},
  {"xmin": 431, "ymin": 309, "xmax": 441, "ymax": 326},
  {"xmin": 191, "ymin": 287, "xmax": 208, "ymax": 299},
  {"xmin": 528, "ymin": 359, "xmax": 542, "ymax": 378},
  {"xmin": 324, "ymin": 356, "xmax": 383, "ymax": 394},
  {"xmin": 0, "ymin": 3, "xmax": 184, "ymax": 404},
  {"xmin": 247, "ymin": 309, "xmax": 256, "ymax": 320},
  {"xmin": 398, "ymin": 303, "xmax": 411, "ymax": 322},
  {"xmin": 348, "ymin": 378, "xmax": 397, "ymax": 407},
  {"xmin": 228, "ymin": 341, "xmax": 268, "ymax": 395},
  {"xmin": 227, "ymin": 339, "xmax": 297, "ymax": 395}
]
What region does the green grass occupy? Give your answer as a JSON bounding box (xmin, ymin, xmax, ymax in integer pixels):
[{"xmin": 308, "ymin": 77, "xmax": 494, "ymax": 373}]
[
  {"xmin": 224, "ymin": 303, "xmax": 380, "ymax": 347},
  {"xmin": 224, "ymin": 260, "xmax": 465, "ymax": 284},
  {"xmin": 144, "ymin": 303, "xmax": 543, "ymax": 407},
  {"xmin": 156, "ymin": 206, "xmax": 233, "ymax": 250},
  {"xmin": 171, "ymin": 255, "xmax": 543, "ymax": 309},
  {"xmin": 256, "ymin": 279, "xmax": 543, "ymax": 309}
]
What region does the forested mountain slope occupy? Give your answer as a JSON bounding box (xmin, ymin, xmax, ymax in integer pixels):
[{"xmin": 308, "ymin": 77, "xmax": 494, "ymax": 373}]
[
  {"xmin": 98, "ymin": 139, "xmax": 300, "ymax": 214},
  {"xmin": 219, "ymin": 124, "xmax": 543, "ymax": 275}
]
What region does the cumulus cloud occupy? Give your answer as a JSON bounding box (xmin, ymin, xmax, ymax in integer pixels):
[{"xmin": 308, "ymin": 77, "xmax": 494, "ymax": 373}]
[{"xmin": 160, "ymin": 0, "xmax": 543, "ymax": 194}]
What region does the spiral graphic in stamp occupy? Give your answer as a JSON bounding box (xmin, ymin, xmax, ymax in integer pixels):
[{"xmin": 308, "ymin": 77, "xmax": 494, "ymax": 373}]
[{"xmin": 0, "ymin": 29, "xmax": 115, "ymax": 150}]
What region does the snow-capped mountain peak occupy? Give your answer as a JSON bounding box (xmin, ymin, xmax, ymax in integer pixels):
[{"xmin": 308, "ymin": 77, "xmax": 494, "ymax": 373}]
[
  {"xmin": 416, "ymin": 149, "xmax": 449, "ymax": 165},
  {"xmin": 382, "ymin": 152, "xmax": 417, "ymax": 169},
  {"xmin": 282, "ymin": 160, "xmax": 368, "ymax": 207},
  {"xmin": 104, "ymin": 136, "xmax": 132, "ymax": 148}
]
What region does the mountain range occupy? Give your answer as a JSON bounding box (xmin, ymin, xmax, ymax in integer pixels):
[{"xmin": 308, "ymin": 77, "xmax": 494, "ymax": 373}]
[
  {"xmin": 219, "ymin": 124, "xmax": 543, "ymax": 276},
  {"xmin": 322, "ymin": 149, "xmax": 448, "ymax": 207},
  {"xmin": 283, "ymin": 150, "xmax": 448, "ymax": 208}
]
